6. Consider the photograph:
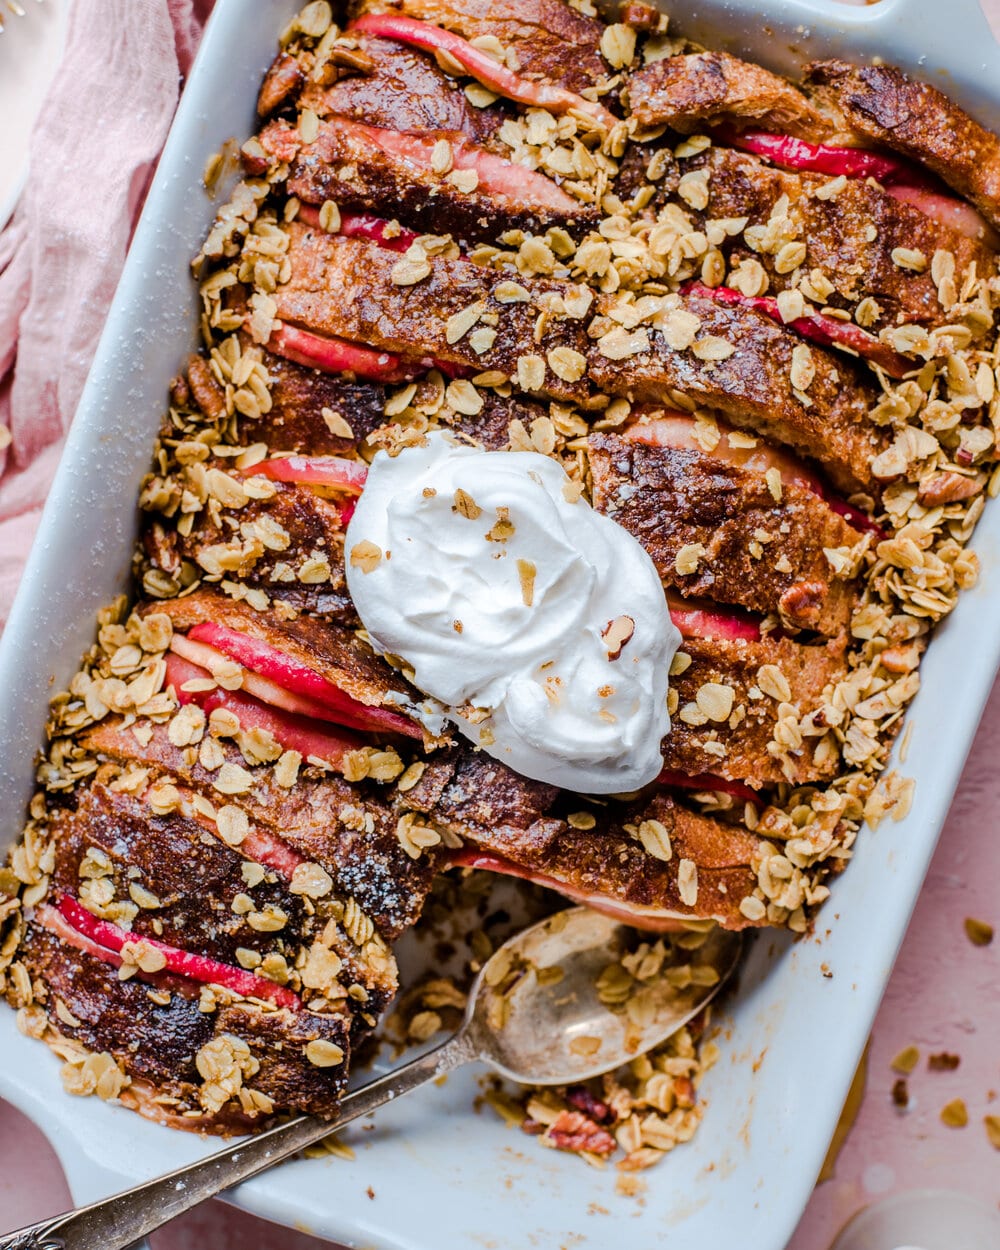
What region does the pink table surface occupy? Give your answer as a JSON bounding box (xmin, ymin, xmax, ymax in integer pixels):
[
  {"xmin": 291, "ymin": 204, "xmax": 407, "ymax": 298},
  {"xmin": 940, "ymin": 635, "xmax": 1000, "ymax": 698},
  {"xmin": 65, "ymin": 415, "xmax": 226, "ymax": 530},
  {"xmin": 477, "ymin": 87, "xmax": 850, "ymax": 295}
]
[{"xmin": 4, "ymin": 2, "xmax": 1000, "ymax": 1246}]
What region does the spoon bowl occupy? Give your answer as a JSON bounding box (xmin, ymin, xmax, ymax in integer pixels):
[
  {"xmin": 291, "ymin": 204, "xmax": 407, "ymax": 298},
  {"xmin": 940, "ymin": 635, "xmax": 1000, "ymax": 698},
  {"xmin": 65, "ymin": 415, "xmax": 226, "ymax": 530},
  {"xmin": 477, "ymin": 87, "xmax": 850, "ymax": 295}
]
[
  {"xmin": 471, "ymin": 908, "xmax": 744, "ymax": 1084},
  {"xmin": 0, "ymin": 906, "xmax": 745, "ymax": 1250}
]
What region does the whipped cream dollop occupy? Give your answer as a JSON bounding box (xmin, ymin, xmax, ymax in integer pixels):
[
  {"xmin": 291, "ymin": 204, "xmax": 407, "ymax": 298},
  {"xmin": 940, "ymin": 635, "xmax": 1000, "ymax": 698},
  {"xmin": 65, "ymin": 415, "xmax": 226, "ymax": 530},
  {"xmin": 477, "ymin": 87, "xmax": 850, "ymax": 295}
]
[{"xmin": 345, "ymin": 433, "xmax": 680, "ymax": 793}]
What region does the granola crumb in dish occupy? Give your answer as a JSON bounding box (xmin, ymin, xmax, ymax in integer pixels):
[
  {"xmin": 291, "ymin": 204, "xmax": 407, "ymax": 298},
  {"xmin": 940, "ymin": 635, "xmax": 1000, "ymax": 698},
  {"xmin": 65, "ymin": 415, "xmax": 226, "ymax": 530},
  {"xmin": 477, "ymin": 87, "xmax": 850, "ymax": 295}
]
[{"xmin": 2, "ymin": 0, "xmax": 1000, "ymax": 1171}]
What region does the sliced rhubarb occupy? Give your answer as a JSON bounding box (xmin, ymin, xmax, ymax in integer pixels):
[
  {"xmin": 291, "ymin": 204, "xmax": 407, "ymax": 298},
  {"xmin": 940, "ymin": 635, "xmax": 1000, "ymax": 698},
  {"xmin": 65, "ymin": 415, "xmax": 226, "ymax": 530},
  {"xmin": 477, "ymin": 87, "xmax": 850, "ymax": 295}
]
[
  {"xmin": 350, "ymin": 13, "xmax": 616, "ymax": 128},
  {"xmin": 167, "ymin": 652, "xmax": 366, "ymax": 773},
  {"xmin": 666, "ymin": 592, "xmax": 762, "ymax": 643},
  {"xmin": 180, "ymin": 622, "xmax": 423, "ymax": 740},
  {"xmin": 365, "ymin": 124, "xmax": 582, "ymax": 214},
  {"xmin": 54, "ymin": 894, "xmax": 301, "ymax": 1010},
  {"xmin": 252, "ymin": 454, "xmax": 368, "ymax": 494},
  {"xmin": 726, "ymin": 128, "xmax": 924, "ymax": 185},
  {"xmin": 297, "ymin": 204, "xmax": 420, "ymax": 253},
  {"xmin": 267, "ymin": 324, "xmax": 428, "ymax": 383},
  {"xmin": 627, "ymin": 408, "xmax": 885, "ymax": 537},
  {"xmin": 447, "ymin": 850, "xmax": 692, "ymax": 933},
  {"xmin": 657, "ymin": 768, "xmax": 762, "ymax": 808},
  {"xmin": 684, "ymin": 281, "xmax": 911, "ymax": 379}
]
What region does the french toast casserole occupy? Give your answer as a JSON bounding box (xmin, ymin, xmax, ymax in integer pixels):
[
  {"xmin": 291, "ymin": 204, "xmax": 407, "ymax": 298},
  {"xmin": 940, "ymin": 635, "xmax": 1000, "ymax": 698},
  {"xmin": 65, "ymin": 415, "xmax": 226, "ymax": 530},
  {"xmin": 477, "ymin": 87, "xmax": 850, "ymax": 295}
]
[{"xmin": 2, "ymin": 0, "xmax": 999, "ymax": 1169}]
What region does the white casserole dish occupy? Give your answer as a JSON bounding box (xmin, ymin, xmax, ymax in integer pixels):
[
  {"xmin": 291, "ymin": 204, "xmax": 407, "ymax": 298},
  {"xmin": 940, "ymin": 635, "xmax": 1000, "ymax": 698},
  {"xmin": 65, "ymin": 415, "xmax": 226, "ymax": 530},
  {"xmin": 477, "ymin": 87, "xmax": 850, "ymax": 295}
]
[{"xmin": 1, "ymin": 1, "xmax": 999, "ymax": 1246}]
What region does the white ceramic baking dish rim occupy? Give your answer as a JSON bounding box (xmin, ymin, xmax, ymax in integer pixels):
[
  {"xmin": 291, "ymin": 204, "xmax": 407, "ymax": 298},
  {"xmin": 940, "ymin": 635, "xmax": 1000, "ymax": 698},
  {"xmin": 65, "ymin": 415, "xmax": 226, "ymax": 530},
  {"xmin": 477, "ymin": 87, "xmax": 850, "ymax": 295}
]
[{"xmin": 1, "ymin": 2, "xmax": 999, "ymax": 1247}]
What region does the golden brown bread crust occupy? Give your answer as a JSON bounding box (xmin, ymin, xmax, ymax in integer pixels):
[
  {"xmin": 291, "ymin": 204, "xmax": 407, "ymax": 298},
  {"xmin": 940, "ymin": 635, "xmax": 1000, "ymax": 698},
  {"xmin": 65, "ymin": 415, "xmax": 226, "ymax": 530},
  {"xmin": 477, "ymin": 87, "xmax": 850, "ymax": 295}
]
[
  {"xmin": 275, "ymin": 224, "xmax": 593, "ymax": 402},
  {"xmin": 143, "ymin": 474, "xmax": 356, "ymax": 624},
  {"xmin": 400, "ymin": 751, "xmax": 767, "ymax": 929},
  {"xmin": 149, "ymin": 588, "xmax": 422, "ymax": 721},
  {"xmin": 235, "ymin": 339, "xmax": 389, "ymax": 454},
  {"xmin": 50, "ymin": 783, "xmax": 309, "ymax": 967},
  {"xmin": 807, "ymin": 59, "xmax": 1000, "ymax": 232},
  {"xmin": 628, "ymin": 52, "xmax": 834, "ymax": 139},
  {"xmin": 20, "ymin": 924, "xmax": 352, "ymax": 1128},
  {"xmin": 588, "ymin": 293, "xmax": 887, "ymax": 494},
  {"xmin": 261, "ymin": 116, "xmax": 597, "ymax": 241},
  {"xmin": 681, "ymin": 146, "xmax": 995, "ymax": 331},
  {"xmin": 79, "ymin": 718, "xmax": 436, "ymax": 944},
  {"xmin": 665, "ymin": 634, "xmax": 846, "ymax": 787},
  {"xmin": 588, "ymin": 431, "xmax": 861, "ymax": 635},
  {"xmin": 299, "ymin": 33, "xmax": 507, "ymax": 144},
  {"xmin": 352, "ymin": 0, "xmax": 611, "ymax": 97}
]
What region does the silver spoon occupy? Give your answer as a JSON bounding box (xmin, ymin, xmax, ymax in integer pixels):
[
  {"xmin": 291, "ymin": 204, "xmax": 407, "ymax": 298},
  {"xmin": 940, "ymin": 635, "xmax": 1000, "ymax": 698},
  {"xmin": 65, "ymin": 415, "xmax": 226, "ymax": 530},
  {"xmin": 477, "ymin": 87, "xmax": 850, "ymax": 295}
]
[{"xmin": 0, "ymin": 907, "xmax": 743, "ymax": 1250}]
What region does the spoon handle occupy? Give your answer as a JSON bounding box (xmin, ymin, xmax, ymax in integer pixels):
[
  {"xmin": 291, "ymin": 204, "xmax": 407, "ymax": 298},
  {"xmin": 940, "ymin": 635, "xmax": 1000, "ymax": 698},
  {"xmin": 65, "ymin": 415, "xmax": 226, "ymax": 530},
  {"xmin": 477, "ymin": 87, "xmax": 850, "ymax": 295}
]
[{"xmin": 0, "ymin": 1028, "xmax": 476, "ymax": 1250}]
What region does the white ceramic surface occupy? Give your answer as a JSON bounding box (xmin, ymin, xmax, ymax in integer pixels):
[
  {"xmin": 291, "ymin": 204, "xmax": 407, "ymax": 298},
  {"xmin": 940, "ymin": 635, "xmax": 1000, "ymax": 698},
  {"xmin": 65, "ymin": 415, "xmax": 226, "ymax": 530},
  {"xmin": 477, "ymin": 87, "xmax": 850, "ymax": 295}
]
[{"xmin": 1, "ymin": 1, "xmax": 1000, "ymax": 1247}]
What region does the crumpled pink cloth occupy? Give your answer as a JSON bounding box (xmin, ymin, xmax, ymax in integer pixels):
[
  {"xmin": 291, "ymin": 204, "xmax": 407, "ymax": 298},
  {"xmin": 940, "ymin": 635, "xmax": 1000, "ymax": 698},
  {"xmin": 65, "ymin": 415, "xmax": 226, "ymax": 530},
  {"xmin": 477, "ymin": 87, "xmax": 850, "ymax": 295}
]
[{"xmin": 0, "ymin": 0, "xmax": 215, "ymax": 627}]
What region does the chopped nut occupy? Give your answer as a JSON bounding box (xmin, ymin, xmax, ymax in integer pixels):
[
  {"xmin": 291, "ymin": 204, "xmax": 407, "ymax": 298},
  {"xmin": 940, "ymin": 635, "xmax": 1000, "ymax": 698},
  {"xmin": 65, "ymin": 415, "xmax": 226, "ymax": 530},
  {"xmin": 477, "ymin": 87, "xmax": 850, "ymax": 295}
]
[
  {"xmin": 602, "ymin": 614, "xmax": 635, "ymax": 660},
  {"xmin": 452, "ymin": 488, "xmax": 482, "ymax": 520}
]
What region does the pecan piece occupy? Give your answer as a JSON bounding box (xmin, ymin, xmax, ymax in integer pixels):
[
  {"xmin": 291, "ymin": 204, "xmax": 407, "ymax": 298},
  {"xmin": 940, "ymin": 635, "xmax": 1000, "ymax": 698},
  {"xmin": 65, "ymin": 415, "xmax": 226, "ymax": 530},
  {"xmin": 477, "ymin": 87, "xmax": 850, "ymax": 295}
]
[{"xmin": 543, "ymin": 1109, "xmax": 617, "ymax": 1155}]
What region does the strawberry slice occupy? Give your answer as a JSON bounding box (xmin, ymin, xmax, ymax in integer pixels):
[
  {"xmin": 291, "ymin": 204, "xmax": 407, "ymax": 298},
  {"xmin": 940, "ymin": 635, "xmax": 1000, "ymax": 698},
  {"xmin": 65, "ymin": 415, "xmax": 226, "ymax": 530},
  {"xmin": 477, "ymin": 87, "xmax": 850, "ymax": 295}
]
[
  {"xmin": 684, "ymin": 281, "xmax": 911, "ymax": 379},
  {"xmin": 266, "ymin": 324, "xmax": 429, "ymax": 383},
  {"xmin": 251, "ymin": 454, "xmax": 369, "ymax": 494},
  {"xmin": 167, "ymin": 652, "xmax": 365, "ymax": 773},
  {"xmin": 447, "ymin": 849, "xmax": 692, "ymax": 933},
  {"xmin": 297, "ymin": 204, "xmax": 420, "ymax": 253},
  {"xmin": 177, "ymin": 623, "xmax": 424, "ymax": 740},
  {"xmin": 657, "ymin": 768, "xmax": 762, "ymax": 808},
  {"xmin": 627, "ymin": 408, "xmax": 885, "ymax": 537},
  {"xmin": 52, "ymin": 894, "xmax": 302, "ymax": 1011},
  {"xmin": 350, "ymin": 13, "xmax": 616, "ymax": 129}
]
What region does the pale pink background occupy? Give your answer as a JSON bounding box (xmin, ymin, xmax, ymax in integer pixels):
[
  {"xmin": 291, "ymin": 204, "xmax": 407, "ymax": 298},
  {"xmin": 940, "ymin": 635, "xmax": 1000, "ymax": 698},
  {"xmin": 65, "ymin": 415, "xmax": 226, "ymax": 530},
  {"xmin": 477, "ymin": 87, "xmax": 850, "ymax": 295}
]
[{"xmin": 3, "ymin": 2, "xmax": 1000, "ymax": 1248}]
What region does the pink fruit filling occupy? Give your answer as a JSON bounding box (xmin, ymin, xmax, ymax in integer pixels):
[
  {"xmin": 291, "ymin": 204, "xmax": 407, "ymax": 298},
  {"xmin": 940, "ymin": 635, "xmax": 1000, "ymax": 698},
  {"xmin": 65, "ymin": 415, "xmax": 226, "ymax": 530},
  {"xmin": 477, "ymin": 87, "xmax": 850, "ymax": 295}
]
[
  {"xmin": 251, "ymin": 454, "xmax": 369, "ymax": 494},
  {"xmin": 684, "ymin": 281, "xmax": 911, "ymax": 379},
  {"xmin": 304, "ymin": 120, "xmax": 581, "ymax": 216},
  {"xmin": 350, "ymin": 13, "xmax": 616, "ymax": 128},
  {"xmin": 297, "ymin": 204, "xmax": 420, "ymax": 253},
  {"xmin": 884, "ymin": 184, "xmax": 996, "ymax": 243},
  {"xmin": 175, "ymin": 622, "xmax": 424, "ymax": 740},
  {"xmin": 657, "ymin": 768, "xmax": 762, "ymax": 808},
  {"xmin": 665, "ymin": 591, "xmax": 762, "ymax": 643},
  {"xmin": 166, "ymin": 652, "xmax": 367, "ymax": 772},
  {"xmin": 447, "ymin": 850, "xmax": 693, "ymax": 933},
  {"xmin": 726, "ymin": 129, "xmax": 992, "ymax": 240},
  {"xmin": 727, "ymin": 128, "xmax": 921, "ymax": 184},
  {"xmin": 628, "ymin": 408, "xmax": 885, "ymax": 537},
  {"xmin": 266, "ymin": 324, "xmax": 431, "ymax": 383},
  {"xmin": 51, "ymin": 894, "xmax": 302, "ymax": 1011}
]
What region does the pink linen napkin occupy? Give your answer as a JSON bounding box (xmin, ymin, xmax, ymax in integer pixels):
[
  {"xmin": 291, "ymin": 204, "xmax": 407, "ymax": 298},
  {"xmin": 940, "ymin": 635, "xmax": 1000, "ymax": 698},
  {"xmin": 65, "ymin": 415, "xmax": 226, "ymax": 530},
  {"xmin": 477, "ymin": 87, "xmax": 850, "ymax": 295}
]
[{"xmin": 0, "ymin": 0, "xmax": 214, "ymax": 627}]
